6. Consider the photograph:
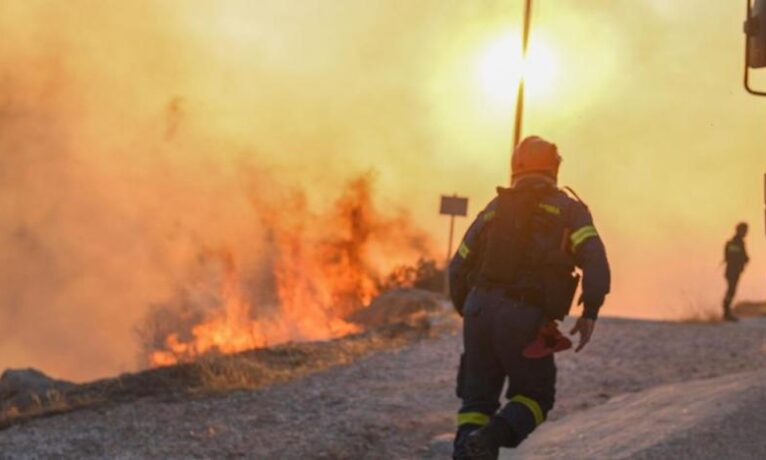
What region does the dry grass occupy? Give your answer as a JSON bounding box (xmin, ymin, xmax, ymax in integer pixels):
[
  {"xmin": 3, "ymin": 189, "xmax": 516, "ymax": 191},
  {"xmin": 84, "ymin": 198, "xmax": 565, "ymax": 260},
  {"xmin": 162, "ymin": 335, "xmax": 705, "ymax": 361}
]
[
  {"xmin": 734, "ymin": 301, "xmax": 766, "ymax": 318},
  {"xmin": 0, "ymin": 318, "xmax": 437, "ymax": 431},
  {"xmin": 677, "ymin": 310, "xmax": 722, "ymax": 324},
  {"xmin": 675, "ymin": 300, "xmax": 722, "ymax": 324}
]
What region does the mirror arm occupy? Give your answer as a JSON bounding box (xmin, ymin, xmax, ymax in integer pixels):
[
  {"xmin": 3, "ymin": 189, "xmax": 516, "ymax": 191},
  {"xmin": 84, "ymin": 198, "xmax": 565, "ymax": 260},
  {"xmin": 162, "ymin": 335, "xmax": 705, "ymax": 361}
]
[
  {"xmin": 745, "ymin": 0, "xmax": 766, "ymax": 96},
  {"xmin": 744, "ymin": 17, "xmax": 759, "ymax": 36}
]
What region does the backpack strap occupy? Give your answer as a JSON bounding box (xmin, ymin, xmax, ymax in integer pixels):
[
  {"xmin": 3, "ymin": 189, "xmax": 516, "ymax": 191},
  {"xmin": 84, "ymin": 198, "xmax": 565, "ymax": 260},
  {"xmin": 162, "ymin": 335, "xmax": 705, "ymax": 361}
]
[{"xmin": 562, "ymin": 186, "xmax": 589, "ymax": 208}]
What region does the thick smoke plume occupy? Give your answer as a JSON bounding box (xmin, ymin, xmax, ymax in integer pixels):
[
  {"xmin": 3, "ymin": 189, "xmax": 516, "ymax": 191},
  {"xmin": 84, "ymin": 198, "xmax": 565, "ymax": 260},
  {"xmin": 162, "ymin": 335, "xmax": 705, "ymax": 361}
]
[
  {"xmin": 0, "ymin": 0, "xmax": 441, "ymax": 381},
  {"xmin": 4, "ymin": 0, "xmax": 766, "ymax": 381}
]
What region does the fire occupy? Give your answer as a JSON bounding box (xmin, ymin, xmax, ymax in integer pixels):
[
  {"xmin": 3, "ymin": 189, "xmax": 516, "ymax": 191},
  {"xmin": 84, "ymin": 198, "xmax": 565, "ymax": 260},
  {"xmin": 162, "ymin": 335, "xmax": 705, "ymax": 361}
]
[{"xmin": 145, "ymin": 176, "xmax": 425, "ymax": 367}]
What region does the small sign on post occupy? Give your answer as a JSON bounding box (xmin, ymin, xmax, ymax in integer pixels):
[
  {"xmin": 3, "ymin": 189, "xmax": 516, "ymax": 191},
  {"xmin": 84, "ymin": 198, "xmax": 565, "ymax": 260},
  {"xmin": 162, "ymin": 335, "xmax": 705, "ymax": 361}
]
[
  {"xmin": 440, "ymin": 194, "xmax": 469, "ymax": 297},
  {"xmin": 440, "ymin": 195, "xmax": 469, "ymax": 217}
]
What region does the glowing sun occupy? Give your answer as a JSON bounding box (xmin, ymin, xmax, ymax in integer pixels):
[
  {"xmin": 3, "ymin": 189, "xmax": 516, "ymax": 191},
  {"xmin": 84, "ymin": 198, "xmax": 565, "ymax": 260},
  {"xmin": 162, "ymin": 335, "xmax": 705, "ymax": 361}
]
[{"xmin": 478, "ymin": 32, "xmax": 558, "ymax": 103}]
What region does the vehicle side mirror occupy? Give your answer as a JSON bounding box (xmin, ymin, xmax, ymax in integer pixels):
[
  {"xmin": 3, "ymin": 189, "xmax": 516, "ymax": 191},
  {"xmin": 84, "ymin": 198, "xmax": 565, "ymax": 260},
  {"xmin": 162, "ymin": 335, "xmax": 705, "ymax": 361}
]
[{"xmin": 744, "ymin": 0, "xmax": 766, "ymax": 95}]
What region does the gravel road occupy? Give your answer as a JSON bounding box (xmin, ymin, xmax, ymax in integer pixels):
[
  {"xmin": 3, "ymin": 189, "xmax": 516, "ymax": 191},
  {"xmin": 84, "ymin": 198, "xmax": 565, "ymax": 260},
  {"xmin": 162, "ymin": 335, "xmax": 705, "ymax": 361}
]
[
  {"xmin": 1, "ymin": 315, "xmax": 765, "ymax": 459},
  {"xmin": 513, "ymin": 369, "xmax": 766, "ymax": 459}
]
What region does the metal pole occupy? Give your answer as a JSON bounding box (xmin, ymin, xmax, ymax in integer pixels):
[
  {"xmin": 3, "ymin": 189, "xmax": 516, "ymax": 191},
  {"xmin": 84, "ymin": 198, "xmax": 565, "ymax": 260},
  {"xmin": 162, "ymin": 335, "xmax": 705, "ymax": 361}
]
[
  {"xmin": 444, "ymin": 214, "xmax": 456, "ymax": 297},
  {"xmin": 511, "ymin": 0, "xmax": 534, "ymax": 182},
  {"xmin": 447, "ymin": 214, "xmax": 456, "ymax": 262}
]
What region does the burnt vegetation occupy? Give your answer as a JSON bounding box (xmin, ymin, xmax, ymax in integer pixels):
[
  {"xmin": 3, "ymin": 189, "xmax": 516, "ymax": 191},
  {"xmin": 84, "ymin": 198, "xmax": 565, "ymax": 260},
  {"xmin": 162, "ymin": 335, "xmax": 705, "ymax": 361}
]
[{"xmin": 1, "ymin": 306, "xmax": 449, "ymax": 431}]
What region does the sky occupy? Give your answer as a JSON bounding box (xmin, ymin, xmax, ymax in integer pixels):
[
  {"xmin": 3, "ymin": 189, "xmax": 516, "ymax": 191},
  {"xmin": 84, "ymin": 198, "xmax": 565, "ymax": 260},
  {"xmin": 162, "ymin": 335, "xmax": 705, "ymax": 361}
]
[{"xmin": 1, "ymin": 0, "xmax": 765, "ymax": 380}]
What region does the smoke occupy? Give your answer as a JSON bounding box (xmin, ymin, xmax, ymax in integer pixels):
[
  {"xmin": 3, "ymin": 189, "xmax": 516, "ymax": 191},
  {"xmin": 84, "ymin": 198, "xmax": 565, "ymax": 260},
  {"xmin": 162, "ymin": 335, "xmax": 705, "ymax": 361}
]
[
  {"xmin": 0, "ymin": 0, "xmax": 443, "ymax": 381},
  {"xmin": 2, "ymin": 0, "xmax": 766, "ymax": 380}
]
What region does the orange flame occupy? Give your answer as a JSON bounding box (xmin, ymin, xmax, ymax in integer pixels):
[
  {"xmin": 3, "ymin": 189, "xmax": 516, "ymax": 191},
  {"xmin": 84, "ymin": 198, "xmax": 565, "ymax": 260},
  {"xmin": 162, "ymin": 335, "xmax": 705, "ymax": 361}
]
[{"xmin": 146, "ymin": 176, "xmax": 424, "ymax": 367}]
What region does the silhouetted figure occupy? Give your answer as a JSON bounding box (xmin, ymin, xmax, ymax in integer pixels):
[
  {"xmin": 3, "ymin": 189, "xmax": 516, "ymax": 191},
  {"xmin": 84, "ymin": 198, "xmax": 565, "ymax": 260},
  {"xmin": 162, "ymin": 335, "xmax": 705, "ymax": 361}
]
[{"xmin": 722, "ymin": 222, "xmax": 749, "ymax": 322}]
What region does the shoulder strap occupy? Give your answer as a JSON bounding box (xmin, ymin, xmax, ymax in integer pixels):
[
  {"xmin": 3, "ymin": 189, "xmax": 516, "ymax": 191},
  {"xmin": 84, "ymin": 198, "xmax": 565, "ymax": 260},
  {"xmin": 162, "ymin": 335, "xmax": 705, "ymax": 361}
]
[{"xmin": 562, "ymin": 186, "xmax": 588, "ymax": 208}]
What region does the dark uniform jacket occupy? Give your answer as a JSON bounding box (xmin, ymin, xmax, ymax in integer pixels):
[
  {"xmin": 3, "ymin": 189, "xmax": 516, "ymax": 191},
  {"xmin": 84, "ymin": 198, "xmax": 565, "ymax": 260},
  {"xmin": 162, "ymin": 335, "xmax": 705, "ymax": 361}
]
[
  {"xmin": 448, "ymin": 180, "xmax": 610, "ymax": 320},
  {"xmin": 724, "ymin": 236, "xmax": 749, "ymax": 279}
]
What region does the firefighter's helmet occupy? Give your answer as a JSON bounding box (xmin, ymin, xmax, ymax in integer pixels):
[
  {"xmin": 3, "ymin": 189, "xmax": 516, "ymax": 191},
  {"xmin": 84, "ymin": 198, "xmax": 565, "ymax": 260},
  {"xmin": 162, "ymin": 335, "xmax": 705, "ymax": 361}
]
[{"xmin": 511, "ymin": 136, "xmax": 561, "ymax": 180}]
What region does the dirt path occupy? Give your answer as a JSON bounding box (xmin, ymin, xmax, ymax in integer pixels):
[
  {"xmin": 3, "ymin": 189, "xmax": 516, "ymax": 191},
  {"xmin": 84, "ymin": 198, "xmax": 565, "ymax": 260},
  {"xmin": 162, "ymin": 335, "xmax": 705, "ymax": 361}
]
[{"xmin": 1, "ymin": 316, "xmax": 765, "ymax": 459}]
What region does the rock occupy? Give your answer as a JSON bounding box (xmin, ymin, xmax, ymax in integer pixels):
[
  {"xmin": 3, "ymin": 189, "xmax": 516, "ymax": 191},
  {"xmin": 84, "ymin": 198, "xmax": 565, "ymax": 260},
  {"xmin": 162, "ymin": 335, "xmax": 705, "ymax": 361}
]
[
  {"xmin": 0, "ymin": 368, "xmax": 75, "ymax": 413},
  {"xmin": 423, "ymin": 432, "xmax": 455, "ymax": 458}
]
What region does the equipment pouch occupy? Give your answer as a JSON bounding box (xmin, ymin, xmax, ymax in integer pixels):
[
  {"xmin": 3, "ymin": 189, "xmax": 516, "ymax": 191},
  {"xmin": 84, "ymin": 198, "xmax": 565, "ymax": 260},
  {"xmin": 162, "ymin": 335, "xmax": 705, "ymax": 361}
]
[{"xmin": 542, "ymin": 270, "xmax": 580, "ymax": 320}]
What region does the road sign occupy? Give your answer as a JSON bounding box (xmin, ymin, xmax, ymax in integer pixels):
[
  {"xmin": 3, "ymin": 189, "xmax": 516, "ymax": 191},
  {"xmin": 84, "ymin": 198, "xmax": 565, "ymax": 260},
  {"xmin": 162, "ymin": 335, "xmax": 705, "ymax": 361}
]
[
  {"xmin": 440, "ymin": 195, "xmax": 468, "ymax": 217},
  {"xmin": 440, "ymin": 195, "xmax": 469, "ymax": 297}
]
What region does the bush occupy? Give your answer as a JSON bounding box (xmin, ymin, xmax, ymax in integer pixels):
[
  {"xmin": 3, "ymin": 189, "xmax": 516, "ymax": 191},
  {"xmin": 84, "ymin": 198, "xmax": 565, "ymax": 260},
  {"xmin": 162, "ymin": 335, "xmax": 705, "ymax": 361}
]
[{"xmin": 380, "ymin": 258, "xmax": 445, "ymax": 293}]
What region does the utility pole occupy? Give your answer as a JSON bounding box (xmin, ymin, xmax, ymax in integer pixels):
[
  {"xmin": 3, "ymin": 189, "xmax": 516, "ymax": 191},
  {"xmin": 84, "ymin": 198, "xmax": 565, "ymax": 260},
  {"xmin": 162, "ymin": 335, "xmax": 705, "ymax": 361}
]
[{"xmin": 511, "ymin": 0, "xmax": 534, "ymax": 183}]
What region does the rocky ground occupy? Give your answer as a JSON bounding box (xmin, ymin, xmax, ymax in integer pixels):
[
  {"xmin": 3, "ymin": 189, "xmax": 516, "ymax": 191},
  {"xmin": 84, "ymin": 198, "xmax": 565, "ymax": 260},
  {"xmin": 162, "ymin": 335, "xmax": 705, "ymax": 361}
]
[{"xmin": 1, "ymin": 313, "xmax": 765, "ymax": 459}]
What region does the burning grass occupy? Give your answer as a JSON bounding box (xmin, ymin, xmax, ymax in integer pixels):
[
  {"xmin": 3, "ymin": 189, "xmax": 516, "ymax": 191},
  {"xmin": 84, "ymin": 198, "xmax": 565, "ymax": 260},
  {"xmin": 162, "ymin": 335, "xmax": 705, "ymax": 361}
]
[
  {"xmin": 1, "ymin": 314, "xmax": 445, "ymax": 431},
  {"xmin": 139, "ymin": 175, "xmax": 437, "ymax": 369}
]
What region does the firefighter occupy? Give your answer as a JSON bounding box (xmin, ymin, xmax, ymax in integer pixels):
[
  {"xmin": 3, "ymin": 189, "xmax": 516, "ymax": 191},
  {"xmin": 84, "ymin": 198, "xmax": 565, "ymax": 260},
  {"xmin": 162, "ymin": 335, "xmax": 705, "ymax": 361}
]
[
  {"xmin": 450, "ymin": 136, "xmax": 611, "ymax": 460},
  {"xmin": 722, "ymin": 222, "xmax": 749, "ymax": 322}
]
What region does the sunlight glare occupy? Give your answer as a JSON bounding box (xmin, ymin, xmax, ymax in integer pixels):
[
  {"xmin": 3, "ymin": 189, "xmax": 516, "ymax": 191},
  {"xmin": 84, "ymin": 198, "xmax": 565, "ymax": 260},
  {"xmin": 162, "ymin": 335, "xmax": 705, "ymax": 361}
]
[{"xmin": 477, "ymin": 32, "xmax": 558, "ymax": 104}]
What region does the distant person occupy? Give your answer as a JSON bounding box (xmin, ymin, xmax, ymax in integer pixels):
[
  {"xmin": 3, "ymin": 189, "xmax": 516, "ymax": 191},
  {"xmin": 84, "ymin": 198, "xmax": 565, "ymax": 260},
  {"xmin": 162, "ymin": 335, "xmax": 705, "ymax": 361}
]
[
  {"xmin": 722, "ymin": 222, "xmax": 749, "ymax": 322},
  {"xmin": 449, "ymin": 136, "xmax": 611, "ymax": 460}
]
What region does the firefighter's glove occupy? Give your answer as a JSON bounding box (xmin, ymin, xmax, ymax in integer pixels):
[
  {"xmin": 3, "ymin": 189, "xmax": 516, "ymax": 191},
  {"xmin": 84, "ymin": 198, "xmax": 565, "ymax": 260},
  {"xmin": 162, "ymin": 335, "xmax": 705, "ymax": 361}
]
[
  {"xmin": 522, "ymin": 321, "xmax": 572, "ymax": 359},
  {"xmin": 577, "ymin": 293, "xmax": 603, "ymax": 320},
  {"xmin": 569, "ymin": 317, "xmax": 595, "ymax": 352}
]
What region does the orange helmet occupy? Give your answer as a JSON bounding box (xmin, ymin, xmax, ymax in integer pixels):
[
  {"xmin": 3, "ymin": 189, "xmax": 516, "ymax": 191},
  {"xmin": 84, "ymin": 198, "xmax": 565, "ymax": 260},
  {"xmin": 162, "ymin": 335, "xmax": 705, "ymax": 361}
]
[{"xmin": 511, "ymin": 136, "xmax": 561, "ymax": 180}]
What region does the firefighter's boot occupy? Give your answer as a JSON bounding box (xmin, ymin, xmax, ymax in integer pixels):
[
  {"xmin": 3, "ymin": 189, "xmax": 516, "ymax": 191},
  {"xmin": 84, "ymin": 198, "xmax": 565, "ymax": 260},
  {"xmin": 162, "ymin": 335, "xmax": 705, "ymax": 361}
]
[
  {"xmin": 464, "ymin": 430, "xmax": 498, "ymax": 460},
  {"xmin": 464, "ymin": 417, "xmax": 514, "ymax": 460}
]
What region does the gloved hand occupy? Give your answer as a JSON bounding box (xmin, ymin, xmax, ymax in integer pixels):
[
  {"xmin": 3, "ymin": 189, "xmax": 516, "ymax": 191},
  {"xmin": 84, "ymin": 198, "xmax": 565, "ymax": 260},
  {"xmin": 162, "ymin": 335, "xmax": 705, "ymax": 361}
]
[
  {"xmin": 577, "ymin": 293, "xmax": 603, "ymax": 320},
  {"xmin": 569, "ymin": 317, "xmax": 595, "ymax": 352}
]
